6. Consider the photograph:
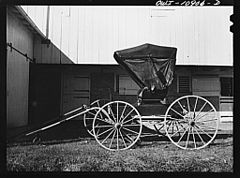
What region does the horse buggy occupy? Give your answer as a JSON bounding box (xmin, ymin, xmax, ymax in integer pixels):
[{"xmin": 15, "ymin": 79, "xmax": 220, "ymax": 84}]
[{"xmin": 26, "ymin": 44, "xmax": 220, "ymax": 151}]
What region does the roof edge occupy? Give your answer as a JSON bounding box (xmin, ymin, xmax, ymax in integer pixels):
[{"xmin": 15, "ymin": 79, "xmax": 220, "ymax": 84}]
[{"xmin": 13, "ymin": 6, "xmax": 47, "ymax": 41}]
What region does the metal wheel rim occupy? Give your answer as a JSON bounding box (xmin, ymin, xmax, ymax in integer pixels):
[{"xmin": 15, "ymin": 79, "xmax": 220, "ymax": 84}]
[
  {"xmin": 90, "ymin": 99, "xmax": 111, "ymax": 108},
  {"xmin": 83, "ymin": 107, "xmax": 101, "ymax": 136},
  {"xmin": 92, "ymin": 101, "xmax": 142, "ymax": 151},
  {"xmin": 83, "ymin": 99, "xmax": 111, "ymax": 137},
  {"xmin": 164, "ymin": 95, "xmax": 219, "ymax": 150}
]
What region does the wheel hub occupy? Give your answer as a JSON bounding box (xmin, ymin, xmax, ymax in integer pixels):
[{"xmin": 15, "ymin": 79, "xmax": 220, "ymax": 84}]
[
  {"xmin": 189, "ymin": 120, "xmax": 195, "ymax": 127},
  {"xmin": 115, "ymin": 122, "xmax": 122, "ymax": 129}
]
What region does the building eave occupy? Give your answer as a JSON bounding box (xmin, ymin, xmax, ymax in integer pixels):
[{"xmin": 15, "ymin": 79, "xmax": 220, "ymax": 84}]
[{"xmin": 11, "ymin": 6, "xmax": 48, "ymax": 41}]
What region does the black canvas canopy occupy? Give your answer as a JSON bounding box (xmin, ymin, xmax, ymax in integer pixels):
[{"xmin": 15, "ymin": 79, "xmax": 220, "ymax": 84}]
[{"xmin": 114, "ymin": 43, "xmax": 177, "ymax": 92}]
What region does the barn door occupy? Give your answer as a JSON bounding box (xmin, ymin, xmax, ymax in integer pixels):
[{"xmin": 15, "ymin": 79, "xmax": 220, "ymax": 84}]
[
  {"xmin": 90, "ymin": 73, "xmax": 114, "ymax": 102},
  {"xmin": 192, "ymin": 76, "xmax": 220, "ymax": 111},
  {"xmin": 28, "ymin": 64, "xmax": 61, "ymax": 125},
  {"xmin": 61, "ymin": 72, "xmax": 90, "ymax": 115}
]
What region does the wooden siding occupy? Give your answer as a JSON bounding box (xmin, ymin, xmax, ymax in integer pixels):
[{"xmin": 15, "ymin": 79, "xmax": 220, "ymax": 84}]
[
  {"xmin": 62, "ymin": 72, "xmax": 90, "ymax": 114},
  {"xmin": 33, "ymin": 37, "xmax": 74, "ymax": 64},
  {"xmin": 21, "ymin": 6, "xmax": 48, "ymax": 36},
  {"xmin": 6, "ymin": 7, "xmax": 33, "ymax": 128},
  {"xmin": 22, "ymin": 6, "xmax": 233, "ymax": 66}
]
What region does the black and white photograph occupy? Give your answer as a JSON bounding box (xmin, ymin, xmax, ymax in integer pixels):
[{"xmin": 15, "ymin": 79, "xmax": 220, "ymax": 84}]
[{"xmin": 4, "ymin": 1, "xmax": 233, "ymax": 172}]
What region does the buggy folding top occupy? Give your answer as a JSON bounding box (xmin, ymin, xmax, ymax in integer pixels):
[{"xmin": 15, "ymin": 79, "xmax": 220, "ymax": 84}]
[{"xmin": 114, "ymin": 43, "xmax": 177, "ymax": 104}]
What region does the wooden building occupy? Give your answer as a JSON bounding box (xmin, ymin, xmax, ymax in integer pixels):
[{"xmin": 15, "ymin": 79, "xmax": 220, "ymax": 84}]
[{"xmin": 6, "ymin": 6, "xmax": 233, "ymax": 128}]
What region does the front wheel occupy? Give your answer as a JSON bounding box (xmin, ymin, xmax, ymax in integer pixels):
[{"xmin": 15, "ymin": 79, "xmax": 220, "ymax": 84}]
[
  {"xmin": 92, "ymin": 101, "xmax": 142, "ymax": 151},
  {"xmin": 164, "ymin": 95, "xmax": 220, "ymax": 150}
]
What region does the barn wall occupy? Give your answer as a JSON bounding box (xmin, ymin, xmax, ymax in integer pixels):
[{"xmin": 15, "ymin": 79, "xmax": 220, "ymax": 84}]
[
  {"xmin": 27, "ymin": 64, "xmax": 232, "ymax": 126},
  {"xmin": 33, "ymin": 36, "xmax": 74, "ymax": 64},
  {"xmin": 58, "ymin": 65, "xmax": 233, "ymax": 113},
  {"xmin": 22, "ymin": 6, "xmax": 233, "ymax": 66},
  {"xmin": 6, "ymin": 7, "xmax": 34, "ymax": 128},
  {"xmin": 28, "ymin": 64, "xmax": 62, "ymax": 125}
]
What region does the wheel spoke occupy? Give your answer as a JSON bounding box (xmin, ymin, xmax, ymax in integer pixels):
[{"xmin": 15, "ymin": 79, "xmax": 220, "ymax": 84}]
[
  {"xmin": 175, "ymin": 121, "xmax": 180, "ymax": 137},
  {"xmin": 94, "ymin": 125, "xmax": 113, "ymax": 128},
  {"xmin": 194, "ymin": 101, "xmax": 207, "ymax": 119},
  {"xmin": 119, "ymin": 104, "xmax": 127, "ymax": 123},
  {"xmin": 172, "ymin": 119, "xmax": 188, "ymax": 130},
  {"xmin": 97, "ymin": 127, "xmax": 114, "ymax": 138},
  {"xmin": 195, "ymin": 109, "xmax": 214, "ymax": 121},
  {"xmin": 122, "ymin": 126, "xmax": 139, "ymax": 135},
  {"xmin": 177, "ymin": 126, "xmax": 189, "ymax": 144},
  {"xmin": 170, "ymin": 108, "xmax": 185, "ymax": 118},
  {"xmin": 109, "ymin": 105, "xmax": 117, "ymax": 122},
  {"xmin": 96, "ymin": 128, "xmax": 100, "ymax": 136},
  {"xmin": 121, "ymin": 108, "xmax": 135, "ymax": 123},
  {"xmin": 170, "ymin": 122, "xmax": 185, "ymax": 137},
  {"xmin": 98, "ymin": 109, "xmax": 104, "ymax": 119},
  {"xmin": 89, "ymin": 126, "xmax": 94, "ymax": 132},
  {"xmin": 119, "ymin": 129, "xmax": 127, "ymax": 148},
  {"xmin": 101, "ymin": 128, "xmax": 115, "ymax": 144},
  {"xmin": 174, "ymin": 120, "xmax": 187, "ymax": 132},
  {"xmin": 116, "ymin": 129, "xmax": 119, "ymax": 150},
  {"xmin": 185, "ymin": 127, "xmax": 191, "ymax": 149},
  {"xmin": 156, "ymin": 123, "xmax": 165, "ymax": 131},
  {"xmin": 193, "ymin": 97, "xmax": 198, "ymax": 115},
  {"xmin": 171, "ymin": 121, "xmax": 175, "ymax": 134},
  {"xmin": 186, "ymin": 97, "xmax": 191, "ymax": 113},
  {"xmin": 193, "ymin": 126, "xmax": 206, "ymax": 145},
  {"xmin": 174, "ymin": 121, "xmax": 181, "ymax": 137},
  {"xmin": 96, "ymin": 100, "xmax": 100, "ymax": 107},
  {"xmin": 88, "ymin": 111, "xmax": 97, "ymax": 116},
  {"xmin": 109, "ymin": 129, "xmax": 116, "ymax": 149},
  {"xmin": 177, "ymin": 101, "xmax": 185, "ymax": 112},
  {"xmin": 194, "ymin": 124, "xmax": 213, "ymax": 139},
  {"xmin": 101, "ymin": 109, "xmax": 115, "ymax": 123},
  {"xmin": 169, "ymin": 117, "xmax": 187, "ymax": 123},
  {"xmin": 167, "ymin": 121, "xmax": 173, "ymax": 132},
  {"xmin": 192, "ymin": 127, "xmax": 197, "ymax": 149},
  {"xmin": 122, "ymin": 124, "xmax": 140, "ymax": 127},
  {"xmin": 116, "ymin": 102, "xmax": 119, "ymax": 122},
  {"xmin": 122, "ymin": 116, "xmax": 138, "ymax": 125},
  {"xmin": 95, "ymin": 116, "xmax": 112, "ymax": 125},
  {"xmin": 121, "ymin": 129, "xmax": 134, "ymax": 143}
]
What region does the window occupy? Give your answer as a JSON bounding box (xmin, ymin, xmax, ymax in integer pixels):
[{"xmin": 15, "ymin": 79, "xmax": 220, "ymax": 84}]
[
  {"xmin": 220, "ymin": 77, "xmax": 233, "ymax": 96},
  {"xmin": 118, "ymin": 75, "xmax": 140, "ymax": 95},
  {"xmin": 178, "ymin": 76, "xmax": 191, "ymax": 93},
  {"xmin": 192, "ymin": 76, "xmax": 219, "ymax": 96}
]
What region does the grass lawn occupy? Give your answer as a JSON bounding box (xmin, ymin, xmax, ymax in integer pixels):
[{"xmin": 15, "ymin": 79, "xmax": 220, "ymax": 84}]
[{"xmin": 7, "ymin": 136, "xmax": 233, "ymax": 172}]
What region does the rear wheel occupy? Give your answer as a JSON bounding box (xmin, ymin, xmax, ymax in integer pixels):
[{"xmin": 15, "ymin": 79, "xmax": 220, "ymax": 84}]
[
  {"xmin": 83, "ymin": 107, "xmax": 101, "ymax": 136},
  {"xmin": 92, "ymin": 101, "xmax": 142, "ymax": 151},
  {"xmin": 89, "ymin": 99, "xmax": 111, "ymax": 108},
  {"xmin": 164, "ymin": 95, "xmax": 219, "ymax": 150},
  {"xmin": 83, "ymin": 99, "xmax": 110, "ymax": 136}
]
